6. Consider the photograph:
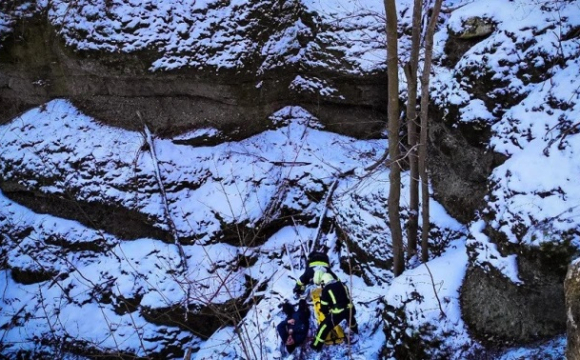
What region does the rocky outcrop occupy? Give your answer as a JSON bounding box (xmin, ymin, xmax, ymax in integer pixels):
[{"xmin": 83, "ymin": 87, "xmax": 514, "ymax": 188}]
[
  {"xmin": 3, "ymin": 1, "xmax": 579, "ymax": 358},
  {"xmin": 462, "ymin": 251, "xmax": 569, "ymax": 345},
  {"xmin": 451, "ymin": 17, "xmax": 495, "ymax": 40},
  {"xmin": 0, "ymin": 8, "xmax": 500, "ymax": 230},
  {"xmin": 428, "ymin": 117, "xmax": 506, "ymax": 223},
  {"xmin": 566, "ymin": 261, "xmax": 580, "ymax": 360},
  {"xmin": 0, "ymin": 15, "xmax": 387, "ymax": 140}
]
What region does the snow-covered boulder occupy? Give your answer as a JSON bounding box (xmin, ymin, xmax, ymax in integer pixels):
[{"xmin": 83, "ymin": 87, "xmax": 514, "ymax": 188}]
[{"xmin": 450, "ymin": 16, "xmax": 495, "ymax": 39}]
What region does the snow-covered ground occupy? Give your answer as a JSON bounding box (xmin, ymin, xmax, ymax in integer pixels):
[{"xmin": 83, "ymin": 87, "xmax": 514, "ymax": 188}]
[{"xmin": 0, "ymin": 99, "xmax": 463, "ymax": 359}]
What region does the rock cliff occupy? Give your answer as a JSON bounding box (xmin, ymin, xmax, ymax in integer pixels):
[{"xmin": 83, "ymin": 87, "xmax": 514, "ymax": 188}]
[{"xmin": 2, "ymin": 0, "xmax": 580, "ymax": 359}]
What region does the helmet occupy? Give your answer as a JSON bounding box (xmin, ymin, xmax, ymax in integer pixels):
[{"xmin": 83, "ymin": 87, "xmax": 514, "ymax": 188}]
[
  {"xmin": 313, "ymin": 270, "xmax": 325, "ymax": 285},
  {"xmin": 321, "ymin": 273, "xmax": 334, "ymax": 286}
]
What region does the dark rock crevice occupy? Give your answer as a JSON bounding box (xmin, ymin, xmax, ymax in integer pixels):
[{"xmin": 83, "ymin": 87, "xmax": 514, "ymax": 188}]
[
  {"xmin": 428, "ymin": 111, "xmax": 505, "ymax": 224},
  {"xmin": 10, "ymin": 266, "xmax": 57, "ymax": 285},
  {"xmin": 0, "ymin": 183, "xmax": 172, "ymax": 242},
  {"xmin": 141, "ymin": 275, "xmax": 264, "ymax": 340}
]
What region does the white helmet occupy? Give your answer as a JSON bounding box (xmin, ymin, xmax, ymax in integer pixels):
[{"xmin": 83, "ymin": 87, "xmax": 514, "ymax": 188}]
[
  {"xmin": 321, "ymin": 273, "xmax": 334, "ymax": 286},
  {"xmin": 313, "ymin": 270, "xmax": 325, "ymax": 285}
]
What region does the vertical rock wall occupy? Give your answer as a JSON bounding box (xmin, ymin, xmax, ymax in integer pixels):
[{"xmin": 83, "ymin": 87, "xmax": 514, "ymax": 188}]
[{"xmin": 566, "ymin": 261, "xmax": 580, "ymax": 360}]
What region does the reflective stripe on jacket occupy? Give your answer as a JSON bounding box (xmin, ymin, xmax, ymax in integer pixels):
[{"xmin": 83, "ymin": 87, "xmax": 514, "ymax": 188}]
[{"xmin": 320, "ymin": 281, "xmax": 353, "ymax": 315}]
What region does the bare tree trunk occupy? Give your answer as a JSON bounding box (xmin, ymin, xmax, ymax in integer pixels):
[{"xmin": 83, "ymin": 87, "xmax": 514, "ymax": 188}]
[
  {"xmin": 419, "ymin": 0, "xmax": 442, "ymax": 263},
  {"xmin": 384, "ymin": 0, "xmax": 404, "ymax": 276},
  {"xmin": 405, "ymin": 0, "xmax": 422, "ymax": 260}
]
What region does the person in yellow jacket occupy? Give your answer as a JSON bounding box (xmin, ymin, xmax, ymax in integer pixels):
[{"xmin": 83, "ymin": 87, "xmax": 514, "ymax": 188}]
[{"xmin": 310, "ymin": 271, "xmax": 359, "ymax": 352}]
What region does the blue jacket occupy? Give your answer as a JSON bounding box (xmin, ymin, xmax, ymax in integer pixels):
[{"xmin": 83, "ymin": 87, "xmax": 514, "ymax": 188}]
[{"xmin": 277, "ymin": 305, "xmax": 310, "ymax": 349}]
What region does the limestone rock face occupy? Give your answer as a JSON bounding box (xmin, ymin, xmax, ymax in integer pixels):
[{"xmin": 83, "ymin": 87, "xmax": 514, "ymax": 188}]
[
  {"xmin": 462, "ymin": 256, "xmax": 566, "ymax": 344},
  {"xmin": 566, "ymin": 261, "xmax": 580, "ymax": 360},
  {"xmin": 0, "ymin": 15, "xmax": 386, "ymax": 140},
  {"xmin": 0, "ymin": 7, "xmax": 499, "ymax": 228},
  {"xmin": 3, "ymin": 0, "xmax": 579, "ymax": 358},
  {"xmin": 428, "ymin": 118, "xmax": 505, "ymax": 223}
]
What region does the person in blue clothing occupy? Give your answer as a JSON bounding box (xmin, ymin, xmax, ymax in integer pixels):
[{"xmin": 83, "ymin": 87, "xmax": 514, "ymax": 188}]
[{"xmin": 277, "ymin": 299, "xmax": 310, "ymax": 354}]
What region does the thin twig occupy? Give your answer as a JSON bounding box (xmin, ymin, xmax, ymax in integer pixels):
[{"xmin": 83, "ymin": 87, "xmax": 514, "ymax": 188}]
[
  {"xmin": 423, "ymin": 262, "xmax": 446, "ymax": 319},
  {"xmin": 137, "ymin": 111, "xmax": 192, "ymax": 321}
]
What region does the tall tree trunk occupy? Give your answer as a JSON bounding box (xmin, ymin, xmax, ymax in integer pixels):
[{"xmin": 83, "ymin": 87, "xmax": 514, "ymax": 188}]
[
  {"xmin": 405, "ymin": 0, "xmax": 422, "ymax": 260},
  {"xmin": 419, "ymin": 0, "xmax": 442, "ymax": 263},
  {"xmin": 384, "ymin": 0, "xmax": 404, "ymax": 276}
]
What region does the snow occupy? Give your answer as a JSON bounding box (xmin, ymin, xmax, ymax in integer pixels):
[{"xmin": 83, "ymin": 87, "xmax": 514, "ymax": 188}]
[
  {"xmin": 467, "ymin": 220, "xmax": 521, "ymax": 284},
  {"xmin": 0, "ymin": 100, "xmax": 393, "ymax": 358},
  {"xmin": 387, "ymin": 239, "xmax": 471, "ymax": 349},
  {"xmin": 1, "ymin": 0, "xmax": 580, "ymax": 359},
  {"xmin": 0, "ymin": 98, "xmax": 466, "ymax": 358}
]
